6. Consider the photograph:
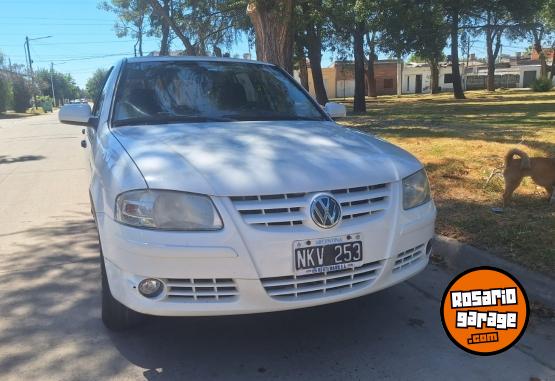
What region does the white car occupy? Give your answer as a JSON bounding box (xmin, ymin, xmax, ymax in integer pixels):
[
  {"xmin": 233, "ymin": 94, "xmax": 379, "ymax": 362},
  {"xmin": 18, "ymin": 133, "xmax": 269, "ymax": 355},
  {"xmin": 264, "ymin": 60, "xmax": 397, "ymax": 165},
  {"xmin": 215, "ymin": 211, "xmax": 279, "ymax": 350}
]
[{"xmin": 59, "ymin": 57, "xmax": 436, "ymax": 330}]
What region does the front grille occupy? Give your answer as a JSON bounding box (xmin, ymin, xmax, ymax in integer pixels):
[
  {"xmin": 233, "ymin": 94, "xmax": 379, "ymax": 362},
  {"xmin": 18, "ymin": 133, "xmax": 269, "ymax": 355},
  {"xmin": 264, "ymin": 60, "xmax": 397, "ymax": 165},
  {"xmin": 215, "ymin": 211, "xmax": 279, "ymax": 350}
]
[
  {"xmin": 393, "ymin": 244, "xmax": 426, "ymax": 273},
  {"xmin": 230, "ymin": 184, "xmax": 389, "ymax": 228},
  {"xmin": 261, "ymin": 261, "xmax": 383, "ymax": 301},
  {"xmin": 164, "ymin": 278, "xmax": 238, "ymax": 302}
]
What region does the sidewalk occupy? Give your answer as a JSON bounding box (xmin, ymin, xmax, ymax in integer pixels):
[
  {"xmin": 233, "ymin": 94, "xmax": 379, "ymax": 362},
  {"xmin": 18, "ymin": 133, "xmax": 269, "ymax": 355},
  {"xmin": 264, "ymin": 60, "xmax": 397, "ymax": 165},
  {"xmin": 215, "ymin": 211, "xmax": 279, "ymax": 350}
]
[{"xmin": 434, "ymin": 235, "xmax": 555, "ymax": 311}]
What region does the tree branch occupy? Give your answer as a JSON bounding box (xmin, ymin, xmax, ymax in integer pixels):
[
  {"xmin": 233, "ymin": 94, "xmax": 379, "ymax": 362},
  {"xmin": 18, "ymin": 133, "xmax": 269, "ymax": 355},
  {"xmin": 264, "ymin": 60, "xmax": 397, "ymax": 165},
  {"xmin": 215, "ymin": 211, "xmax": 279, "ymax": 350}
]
[{"xmin": 147, "ymin": 0, "xmax": 196, "ymax": 55}]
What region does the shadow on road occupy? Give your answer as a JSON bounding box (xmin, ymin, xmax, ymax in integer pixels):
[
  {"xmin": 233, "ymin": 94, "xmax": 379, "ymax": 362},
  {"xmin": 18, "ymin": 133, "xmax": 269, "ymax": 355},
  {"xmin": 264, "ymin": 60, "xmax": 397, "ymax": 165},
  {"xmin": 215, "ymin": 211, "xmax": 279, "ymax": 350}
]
[
  {"xmin": 0, "ymin": 155, "xmax": 45, "ymax": 165},
  {"xmin": 0, "ymin": 211, "xmax": 552, "ymax": 380}
]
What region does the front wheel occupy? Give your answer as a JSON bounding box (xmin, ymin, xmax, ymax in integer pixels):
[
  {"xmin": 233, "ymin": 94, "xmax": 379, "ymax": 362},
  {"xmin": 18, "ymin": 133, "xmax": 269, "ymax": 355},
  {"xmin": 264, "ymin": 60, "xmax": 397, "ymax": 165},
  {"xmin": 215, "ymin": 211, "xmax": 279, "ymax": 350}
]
[{"xmin": 101, "ymin": 254, "xmax": 143, "ymax": 331}]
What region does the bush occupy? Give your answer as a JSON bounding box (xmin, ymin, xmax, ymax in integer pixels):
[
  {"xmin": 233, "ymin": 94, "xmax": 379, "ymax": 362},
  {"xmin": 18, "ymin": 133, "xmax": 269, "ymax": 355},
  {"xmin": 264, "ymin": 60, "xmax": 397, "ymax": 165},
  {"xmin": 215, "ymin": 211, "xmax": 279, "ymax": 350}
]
[
  {"xmin": 530, "ymin": 77, "xmax": 553, "ymax": 92},
  {"xmin": 12, "ymin": 76, "xmax": 31, "ymax": 112},
  {"xmin": 0, "ymin": 74, "xmax": 13, "ymax": 113},
  {"xmin": 26, "ymin": 107, "xmax": 44, "ymax": 114}
]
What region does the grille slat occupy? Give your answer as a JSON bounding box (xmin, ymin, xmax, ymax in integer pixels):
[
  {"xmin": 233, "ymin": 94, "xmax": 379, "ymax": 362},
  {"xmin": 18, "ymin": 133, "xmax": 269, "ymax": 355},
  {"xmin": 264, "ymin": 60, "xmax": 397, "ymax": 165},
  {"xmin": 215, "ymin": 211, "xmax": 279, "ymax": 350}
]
[
  {"xmin": 341, "ymin": 200, "xmax": 388, "ymax": 216},
  {"xmin": 165, "ymin": 278, "xmax": 238, "ymax": 302},
  {"xmin": 231, "ymin": 183, "xmax": 389, "ymax": 228},
  {"xmin": 266, "ymin": 273, "xmax": 377, "ymax": 296},
  {"xmin": 393, "ymin": 244, "xmax": 426, "ymax": 272},
  {"xmin": 233, "ymin": 197, "xmax": 307, "ymax": 211},
  {"xmin": 243, "ymin": 211, "xmax": 305, "ymax": 225},
  {"xmin": 167, "ymin": 289, "xmax": 239, "ymax": 297},
  {"xmin": 335, "ymin": 189, "xmax": 389, "ymax": 204},
  {"xmin": 261, "ymin": 261, "xmax": 383, "ymax": 301}
]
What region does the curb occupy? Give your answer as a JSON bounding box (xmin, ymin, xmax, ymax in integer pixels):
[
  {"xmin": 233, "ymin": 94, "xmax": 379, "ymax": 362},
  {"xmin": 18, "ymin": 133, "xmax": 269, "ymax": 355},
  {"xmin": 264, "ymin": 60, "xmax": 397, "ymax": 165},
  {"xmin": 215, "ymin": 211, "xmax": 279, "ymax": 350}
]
[{"xmin": 433, "ymin": 235, "xmax": 555, "ymax": 311}]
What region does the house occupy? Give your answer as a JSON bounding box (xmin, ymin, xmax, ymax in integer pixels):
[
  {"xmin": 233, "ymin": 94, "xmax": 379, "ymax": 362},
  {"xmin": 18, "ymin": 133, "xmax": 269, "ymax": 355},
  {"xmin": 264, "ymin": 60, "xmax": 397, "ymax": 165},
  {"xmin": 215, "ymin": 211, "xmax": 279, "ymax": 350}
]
[
  {"xmin": 402, "ymin": 63, "xmax": 464, "ymax": 94},
  {"xmin": 404, "ymin": 52, "xmax": 549, "ymax": 92},
  {"xmin": 295, "ymin": 60, "xmax": 398, "ymax": 98},
  {"xmin": 470, "ymin": 64, "xmax": 543, "ymax": 88}
]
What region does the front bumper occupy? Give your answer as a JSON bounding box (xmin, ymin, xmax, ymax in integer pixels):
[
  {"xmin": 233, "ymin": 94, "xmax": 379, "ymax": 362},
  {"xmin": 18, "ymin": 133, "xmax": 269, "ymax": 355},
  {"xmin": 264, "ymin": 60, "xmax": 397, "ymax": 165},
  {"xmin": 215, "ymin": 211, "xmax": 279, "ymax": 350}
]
[{"xmin": 97, "ymin": 193, "xmax": 436, "ymax": 316}]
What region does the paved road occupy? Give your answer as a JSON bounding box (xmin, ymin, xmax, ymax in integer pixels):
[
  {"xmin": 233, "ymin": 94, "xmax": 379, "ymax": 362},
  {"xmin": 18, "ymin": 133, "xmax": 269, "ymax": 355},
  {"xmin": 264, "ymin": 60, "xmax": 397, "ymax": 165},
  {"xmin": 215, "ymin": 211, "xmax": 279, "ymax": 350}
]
[{"xmin": 0, "ymin": 112, "xmax": 553, "ymax": 381}]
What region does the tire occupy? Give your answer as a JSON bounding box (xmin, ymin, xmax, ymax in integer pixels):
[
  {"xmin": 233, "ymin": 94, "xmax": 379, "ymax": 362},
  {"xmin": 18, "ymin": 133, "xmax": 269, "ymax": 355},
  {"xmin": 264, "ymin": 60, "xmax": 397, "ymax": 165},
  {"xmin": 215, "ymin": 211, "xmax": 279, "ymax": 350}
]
[{"xmin": 101, "ymin": 253, "xmax": 143, "ymax": 331}]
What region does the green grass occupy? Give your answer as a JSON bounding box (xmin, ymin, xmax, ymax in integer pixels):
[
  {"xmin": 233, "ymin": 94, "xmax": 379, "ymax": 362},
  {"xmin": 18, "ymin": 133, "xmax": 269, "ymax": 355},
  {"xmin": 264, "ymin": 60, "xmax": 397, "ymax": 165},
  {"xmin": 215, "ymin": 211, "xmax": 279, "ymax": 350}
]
[{"xmin": 338, "ymin": 90, "xmax": 555, "ymax": 276}]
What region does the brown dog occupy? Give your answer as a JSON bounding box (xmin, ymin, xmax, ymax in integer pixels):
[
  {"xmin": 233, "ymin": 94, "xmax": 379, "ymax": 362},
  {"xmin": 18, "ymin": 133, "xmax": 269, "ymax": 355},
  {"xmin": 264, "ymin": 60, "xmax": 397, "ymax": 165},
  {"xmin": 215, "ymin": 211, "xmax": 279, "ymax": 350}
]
[{"xmin": 503, "ymin": 148, "xmax": 555, "ymax": 206}]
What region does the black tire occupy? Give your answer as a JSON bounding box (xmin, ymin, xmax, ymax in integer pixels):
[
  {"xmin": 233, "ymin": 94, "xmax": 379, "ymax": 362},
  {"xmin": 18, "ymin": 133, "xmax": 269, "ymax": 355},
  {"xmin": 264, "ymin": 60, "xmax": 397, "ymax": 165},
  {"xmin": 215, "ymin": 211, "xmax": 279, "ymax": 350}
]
[{"xmin": 101, "ymin": 253, "xmax": 143, "ymax": 331}]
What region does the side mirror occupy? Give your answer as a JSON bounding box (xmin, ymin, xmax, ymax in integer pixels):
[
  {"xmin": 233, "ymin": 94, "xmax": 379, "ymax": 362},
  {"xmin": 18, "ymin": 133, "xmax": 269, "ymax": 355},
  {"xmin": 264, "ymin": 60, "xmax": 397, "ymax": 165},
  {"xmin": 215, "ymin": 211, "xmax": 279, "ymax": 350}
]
[
  {"xmin": 324, "ymin": 102, "xmax": 347, "ymax": 119},
  {"xmin": 59, "ymin": 104, "xmax": 93, "ymax": 126}
]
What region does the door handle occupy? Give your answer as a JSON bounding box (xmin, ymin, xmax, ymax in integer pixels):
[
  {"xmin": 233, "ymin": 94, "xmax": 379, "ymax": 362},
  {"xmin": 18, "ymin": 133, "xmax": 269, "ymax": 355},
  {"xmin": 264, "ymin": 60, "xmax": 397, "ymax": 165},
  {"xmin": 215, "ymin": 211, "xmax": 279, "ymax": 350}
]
[{"xmin": 81, "ymin": 140, "xmax": 87, "ymax": 149}]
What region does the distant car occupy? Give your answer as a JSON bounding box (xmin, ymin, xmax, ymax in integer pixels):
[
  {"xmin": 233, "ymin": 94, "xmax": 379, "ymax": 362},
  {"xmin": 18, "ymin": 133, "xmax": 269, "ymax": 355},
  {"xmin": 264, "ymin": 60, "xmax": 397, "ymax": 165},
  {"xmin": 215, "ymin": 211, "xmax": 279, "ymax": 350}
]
[{"xmin": 59, "ymin": 57, "xmax": 436, "ymax": 330}]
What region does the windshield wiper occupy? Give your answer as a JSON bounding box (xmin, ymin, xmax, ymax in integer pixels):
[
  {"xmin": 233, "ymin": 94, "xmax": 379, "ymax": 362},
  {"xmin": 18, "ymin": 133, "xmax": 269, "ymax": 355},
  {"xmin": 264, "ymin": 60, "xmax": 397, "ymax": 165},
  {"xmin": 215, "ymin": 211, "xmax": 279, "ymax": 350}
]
[
  {"xmin": 112, "ymin": 115, "xmax": 235, "ymax": 127},
  {"xmin": 220, "ymin": 114, "xmax": 323, "ymax": 121}
]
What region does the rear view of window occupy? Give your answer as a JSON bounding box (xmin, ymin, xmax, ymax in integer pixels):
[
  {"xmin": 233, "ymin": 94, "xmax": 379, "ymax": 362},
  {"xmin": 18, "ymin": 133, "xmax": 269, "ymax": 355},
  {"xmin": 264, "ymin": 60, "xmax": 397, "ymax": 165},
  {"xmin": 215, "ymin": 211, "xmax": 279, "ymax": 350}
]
[{"xmin": 112, "ymin": 61, "xmax": 325, "ymax": 126}]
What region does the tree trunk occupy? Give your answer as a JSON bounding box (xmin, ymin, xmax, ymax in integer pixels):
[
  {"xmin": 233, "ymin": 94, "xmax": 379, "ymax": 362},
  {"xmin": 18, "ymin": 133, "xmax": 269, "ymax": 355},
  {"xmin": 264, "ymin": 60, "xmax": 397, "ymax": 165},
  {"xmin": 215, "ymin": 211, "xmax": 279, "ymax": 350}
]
[
  {"xmin": 306, "ymin": 28, "xmax": 328, "ymax": 104},
  {"xmin": 247, "ymin": 1, "xmax": 295, "ymax": 74},
  {"xmin": 551, "ymin": 43, "xmax": 555, "ymax": 79},
  {"xmin": 159, "ymin": 0, "xmax": 170, "ymax": 55},
  {"xmin": 449, "ymin": 7, "xmax": 465, "ymax": 99},
  {"xmin": 295, "ymin": 43, "xmax": 309, "ymax": 91},
  {"xmin": 486, "ymin": 27, "xmax": 494, "ymax": 91},
  {"xmin": 353, "ymin": 21, "xmax": 366, "ymax": 113},
  {"xmin": 138, "ymin": 23, "xmax": 144, "ymax": 57},
  {"xmin": 485, "ymin": 22, "xmax": 502, "ymax": 92},
  {"xmin": 534, "ymin": 42, "xmax": 548, "ymax": 79},
  {"xmin": 430, "ymin": 58, "xmax": 440, "ymax": 94},
  {"xmin": 366, "ymin": 32, "xmax": 377, "ymax": 98}
]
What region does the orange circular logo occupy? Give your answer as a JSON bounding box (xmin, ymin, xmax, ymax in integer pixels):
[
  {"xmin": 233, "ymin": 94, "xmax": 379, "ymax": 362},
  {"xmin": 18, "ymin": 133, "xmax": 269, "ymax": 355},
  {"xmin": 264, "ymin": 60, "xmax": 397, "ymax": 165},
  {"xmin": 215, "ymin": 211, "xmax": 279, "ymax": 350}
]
[{"xmin": 440, "ymin": 267, "xmax": 529, "ymax": 356}]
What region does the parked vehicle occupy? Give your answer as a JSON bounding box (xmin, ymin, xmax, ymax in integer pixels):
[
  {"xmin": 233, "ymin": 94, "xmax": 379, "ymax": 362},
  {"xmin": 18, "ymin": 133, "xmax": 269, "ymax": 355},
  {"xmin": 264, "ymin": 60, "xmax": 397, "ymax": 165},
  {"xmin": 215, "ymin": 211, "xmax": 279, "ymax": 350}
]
[{"xmin": 59, "ymin": 57, "xmax": 436, "ymax": 330}]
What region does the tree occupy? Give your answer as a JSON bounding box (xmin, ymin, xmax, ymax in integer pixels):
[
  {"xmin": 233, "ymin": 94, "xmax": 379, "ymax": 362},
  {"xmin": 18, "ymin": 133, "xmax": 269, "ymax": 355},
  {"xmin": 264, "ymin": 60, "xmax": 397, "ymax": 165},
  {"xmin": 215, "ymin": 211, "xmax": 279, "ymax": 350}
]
[
  {"xmin": 147, "ymin": 0, "xmax": 245, "ymax": 57},
  {"xmin": 0, "ymin": 73, "xmax": 13, "ymax": 113},
  {"xmin": 409, "ymin": 0, "xmax": 448, "ymax": 94},
  {"xmin": 327, "ymin": 0, "xmax": 373, "ymax": 112},
  {"xmin": 36, "ymin": 69, "xmax": 80, "ymax": 105},
  {"xmin": 379, "ymin": 0, "xmax": 419, "ymax": 97},
  {"xmin": 517, "ymin": 0, "xmax": 555, "ymax": 79},
  {"xmin": 297, "ymin": 0, "xmax": 329, "ymax": 104},
  {"xmin": 294, "ymin": 40, "xmax": 310, "ymax": 91},
  {"xmin": 443, "ymin": 0, "xmax": 473, "ymax": 99},
  {"xmin": 86, "ymin": 69, "xmax": 109, "ymax": 100},
  {"xmin": 247, "ymin": 1, "xmax": 295, "ymax": 73},
  {"xmin": 471, "ymin": 0, "xmax": 530, "ymax": 91},
  {"xmin": 12, "ymin": 76, "xmax": 31, "ymax": 113},
  {"xmin": 100, "ymin": 0, "xmax": 150, "ymax": 56}
]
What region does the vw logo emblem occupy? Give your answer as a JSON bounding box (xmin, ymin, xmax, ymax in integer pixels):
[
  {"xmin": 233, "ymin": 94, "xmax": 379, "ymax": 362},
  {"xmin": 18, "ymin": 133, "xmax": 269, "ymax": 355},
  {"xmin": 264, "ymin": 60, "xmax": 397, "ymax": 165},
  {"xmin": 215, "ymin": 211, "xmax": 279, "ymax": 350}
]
[{"xmin": 310, "ymin": 194, "xmax": 342, "ymax": 229}]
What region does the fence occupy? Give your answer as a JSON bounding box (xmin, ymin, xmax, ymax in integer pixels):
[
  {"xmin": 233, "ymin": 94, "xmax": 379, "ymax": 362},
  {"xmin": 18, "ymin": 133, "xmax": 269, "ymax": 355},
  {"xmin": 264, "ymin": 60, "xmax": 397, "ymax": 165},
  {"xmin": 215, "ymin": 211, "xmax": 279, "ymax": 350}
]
[{"xmin": 466, "ymin": 74, "xmax": 520, "ymax": 90}]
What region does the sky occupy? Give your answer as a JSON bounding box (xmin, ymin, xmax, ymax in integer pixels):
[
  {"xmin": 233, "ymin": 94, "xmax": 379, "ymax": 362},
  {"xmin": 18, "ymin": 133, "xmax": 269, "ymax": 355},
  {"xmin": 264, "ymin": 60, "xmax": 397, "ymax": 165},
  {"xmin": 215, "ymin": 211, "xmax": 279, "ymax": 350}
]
[{"xmin": 0, "ymin": 0, "xmax": 533, "ymax": 89}]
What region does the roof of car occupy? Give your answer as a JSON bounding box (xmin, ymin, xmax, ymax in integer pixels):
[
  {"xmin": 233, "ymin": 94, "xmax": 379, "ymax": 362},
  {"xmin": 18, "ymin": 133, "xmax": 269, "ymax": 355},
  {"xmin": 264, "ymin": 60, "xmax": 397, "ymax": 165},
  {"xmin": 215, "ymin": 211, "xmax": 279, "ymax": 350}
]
[{"xmin": 124, "ymin": 56, "xmax": 273, "ymax": 66}]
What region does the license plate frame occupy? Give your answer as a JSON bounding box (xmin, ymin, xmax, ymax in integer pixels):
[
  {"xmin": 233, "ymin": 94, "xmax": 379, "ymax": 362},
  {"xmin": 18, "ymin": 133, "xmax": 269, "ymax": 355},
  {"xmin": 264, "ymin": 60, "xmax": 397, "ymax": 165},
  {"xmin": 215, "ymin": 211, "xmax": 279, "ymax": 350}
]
[{"xmin": 293, "ymin": 234, "xmax": 363, "ymax": 275}]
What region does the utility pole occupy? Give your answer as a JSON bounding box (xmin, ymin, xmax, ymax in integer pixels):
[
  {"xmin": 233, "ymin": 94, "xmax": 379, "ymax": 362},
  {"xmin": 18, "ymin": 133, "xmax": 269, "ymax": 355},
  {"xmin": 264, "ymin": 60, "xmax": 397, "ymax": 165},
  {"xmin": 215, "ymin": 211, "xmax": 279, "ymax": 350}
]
[
  {"xmin": 24, "ymin": 35, "xmax": 52, "ymax": 108},
  {"xmin": 50, "ymin": 62, "xmax": 56, "ymax": 106},
  {"xmin": 24, "ymin": 36, "xmax": 37, "ymax": 108}
]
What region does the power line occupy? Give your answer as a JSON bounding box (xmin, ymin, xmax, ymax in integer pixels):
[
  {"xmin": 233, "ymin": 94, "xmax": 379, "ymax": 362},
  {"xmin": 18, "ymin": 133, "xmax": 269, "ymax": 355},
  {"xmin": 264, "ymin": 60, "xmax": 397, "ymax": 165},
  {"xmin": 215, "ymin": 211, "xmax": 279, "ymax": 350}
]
[
  {"xmin": 1, "ymin": 40, "xmax": 135, "ymax": 47},
  {"xmin": 35, "ymin": 52, "xmax": 133, "ymax": 64}
]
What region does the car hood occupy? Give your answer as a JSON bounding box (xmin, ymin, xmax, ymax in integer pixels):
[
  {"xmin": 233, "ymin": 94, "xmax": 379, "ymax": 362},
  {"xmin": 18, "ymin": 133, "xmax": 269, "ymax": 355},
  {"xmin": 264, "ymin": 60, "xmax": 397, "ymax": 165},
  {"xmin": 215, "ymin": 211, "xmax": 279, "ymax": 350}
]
[{"xmin": 111, "ymin": 121, "xmax": 422, "ymax": 196}]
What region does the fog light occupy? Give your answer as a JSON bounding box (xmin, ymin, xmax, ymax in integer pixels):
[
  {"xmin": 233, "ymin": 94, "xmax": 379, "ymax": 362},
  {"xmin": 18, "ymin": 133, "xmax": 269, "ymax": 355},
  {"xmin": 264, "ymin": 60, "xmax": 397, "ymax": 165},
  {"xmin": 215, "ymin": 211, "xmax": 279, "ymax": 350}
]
[{"xmin": 138, "ymin": 278, "xmax": 164, "ymax": 298}]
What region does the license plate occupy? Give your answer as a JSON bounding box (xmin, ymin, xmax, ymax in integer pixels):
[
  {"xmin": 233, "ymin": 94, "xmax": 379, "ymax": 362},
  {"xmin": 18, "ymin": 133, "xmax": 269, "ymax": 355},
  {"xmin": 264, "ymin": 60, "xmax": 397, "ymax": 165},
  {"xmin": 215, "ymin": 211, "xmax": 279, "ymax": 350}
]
[{"xmin": 293, "ymin": 234, "xmax": 363, "ymax": 275}]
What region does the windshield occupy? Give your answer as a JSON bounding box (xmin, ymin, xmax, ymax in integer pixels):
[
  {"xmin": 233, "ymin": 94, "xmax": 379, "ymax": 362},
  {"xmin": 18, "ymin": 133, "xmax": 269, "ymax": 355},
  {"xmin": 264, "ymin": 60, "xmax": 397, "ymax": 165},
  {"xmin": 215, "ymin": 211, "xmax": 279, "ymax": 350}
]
[{"xmin": 112, "ymin": 60, "xmax": 327, "ymax": 126}]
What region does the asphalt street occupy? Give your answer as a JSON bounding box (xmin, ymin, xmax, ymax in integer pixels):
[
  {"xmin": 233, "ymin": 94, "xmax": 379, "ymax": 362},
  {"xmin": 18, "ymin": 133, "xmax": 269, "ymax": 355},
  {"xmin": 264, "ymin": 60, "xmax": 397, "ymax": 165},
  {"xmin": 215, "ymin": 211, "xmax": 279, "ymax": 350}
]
[{"xmin": 0, "ymin": 112, "xmax": 553, "ymax": 380}]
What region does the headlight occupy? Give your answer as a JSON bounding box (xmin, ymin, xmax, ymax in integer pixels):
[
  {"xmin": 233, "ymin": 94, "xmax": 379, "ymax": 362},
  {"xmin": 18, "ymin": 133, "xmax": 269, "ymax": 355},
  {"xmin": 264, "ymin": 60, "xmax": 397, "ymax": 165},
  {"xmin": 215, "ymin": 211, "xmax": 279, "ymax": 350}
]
[
  {"xmin": 402, "ymin": 169, "xmax": 431, "ymax": 210},
  {"xmin": 115, "ymin": 190, "xmax": 223, "ymax": 230}
]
